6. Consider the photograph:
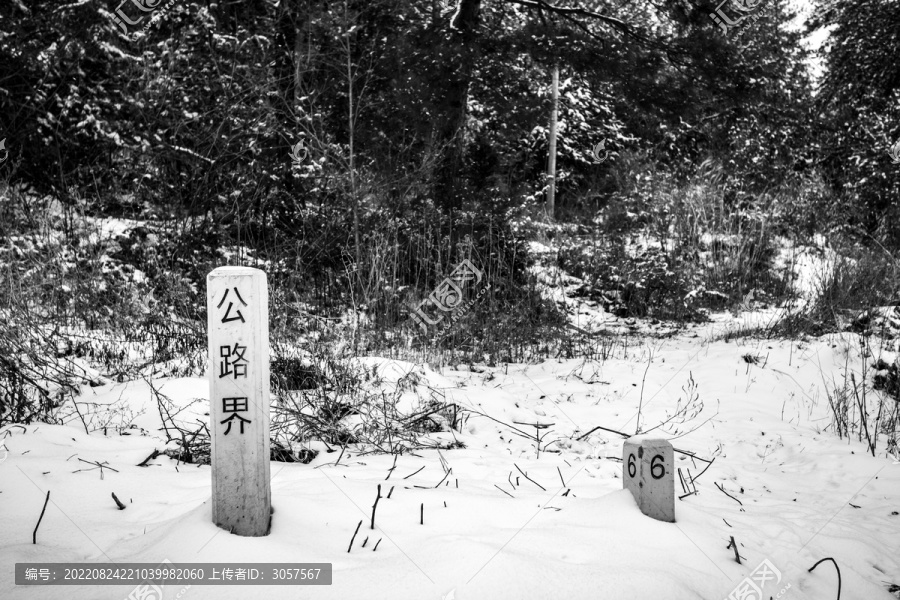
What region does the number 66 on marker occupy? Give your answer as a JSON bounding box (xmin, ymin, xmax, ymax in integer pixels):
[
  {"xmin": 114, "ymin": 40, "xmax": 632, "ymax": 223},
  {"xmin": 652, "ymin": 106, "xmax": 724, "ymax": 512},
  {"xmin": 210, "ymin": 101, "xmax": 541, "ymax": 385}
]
[{"xmin": 623, "ymin": 437, "xmax": 675, "ymax": 523}]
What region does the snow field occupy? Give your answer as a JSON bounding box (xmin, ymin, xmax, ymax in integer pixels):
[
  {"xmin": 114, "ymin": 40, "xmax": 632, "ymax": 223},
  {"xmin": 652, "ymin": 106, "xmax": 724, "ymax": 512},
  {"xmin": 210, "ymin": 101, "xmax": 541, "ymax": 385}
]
[{"xmin": 1, "ymin": 332, "xmax": 898, "ymax": 600}]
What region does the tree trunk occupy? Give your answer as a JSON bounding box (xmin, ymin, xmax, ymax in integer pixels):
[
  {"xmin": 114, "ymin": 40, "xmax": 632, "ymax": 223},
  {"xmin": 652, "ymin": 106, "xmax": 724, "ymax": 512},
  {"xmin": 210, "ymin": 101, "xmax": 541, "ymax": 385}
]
[
  {"xmin": 547, "ymin": 64, "xmax": 559, "ymax": 219},
  {"xmin": 346, "ymin": 7, "xmax": 361, "ymax": 279},
  {"xmin": 433, "ymin": 0, "xmax": 482, "ymax": 211}
]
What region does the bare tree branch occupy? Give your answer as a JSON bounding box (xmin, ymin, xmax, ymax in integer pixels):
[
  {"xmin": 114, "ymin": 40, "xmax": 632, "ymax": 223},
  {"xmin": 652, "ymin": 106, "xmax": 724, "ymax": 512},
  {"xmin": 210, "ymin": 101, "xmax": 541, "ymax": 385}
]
[{"xmin": 502, "ymin": 0, "xmax": 650, "ymax": 44}]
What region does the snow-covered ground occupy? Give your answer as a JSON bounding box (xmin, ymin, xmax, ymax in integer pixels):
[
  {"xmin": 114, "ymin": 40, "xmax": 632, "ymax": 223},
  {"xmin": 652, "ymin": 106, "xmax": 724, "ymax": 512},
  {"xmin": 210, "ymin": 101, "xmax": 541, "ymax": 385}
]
[{"xmin": 2, "ymin": 328, "xmax": 898, "ymax": 600}]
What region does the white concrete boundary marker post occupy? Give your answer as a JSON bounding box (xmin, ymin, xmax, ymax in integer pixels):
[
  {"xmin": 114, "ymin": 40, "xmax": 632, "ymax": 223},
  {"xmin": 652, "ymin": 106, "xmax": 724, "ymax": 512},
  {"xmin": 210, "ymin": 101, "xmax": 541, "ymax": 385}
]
[
  {"xmin": 623, "ymin": 437, "xmax": 675, "ymax": 523},
  {"xmin": 207, "ymin": 267, "xmax": 271, "ymax": 536}
]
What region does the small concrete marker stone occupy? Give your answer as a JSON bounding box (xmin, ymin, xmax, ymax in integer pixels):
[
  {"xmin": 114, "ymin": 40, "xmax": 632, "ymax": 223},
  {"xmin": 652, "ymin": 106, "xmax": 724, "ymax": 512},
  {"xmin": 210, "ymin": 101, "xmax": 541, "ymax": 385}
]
[
  {"xmin": 623, "ymin": 436, "xmax": 675, "ymax": 523},
  {"xmin": 207, "ymin": 266, "xmax": 272, "ymax": 537}
]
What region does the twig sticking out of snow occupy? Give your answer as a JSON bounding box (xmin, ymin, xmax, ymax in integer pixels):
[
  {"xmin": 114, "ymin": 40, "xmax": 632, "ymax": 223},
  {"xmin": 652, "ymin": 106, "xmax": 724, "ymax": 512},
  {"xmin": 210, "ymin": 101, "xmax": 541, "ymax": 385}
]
[
  {"xmin": 576, "ymin": 424, "xmax": 629, "ymax": 441},
  {"xmin": 808, "ymin": 557, "xmax": 842, "ymax": 600},
  {"xmin": 494, "ymin": 484, "xmax": 514, "ymax": 498},
  {"xmin": 74, "ymin": 458, "xmax": 118, "ymax": 479},
  {"xmin": 4, "ymin": 425, "xmax": 27, "ymax": 438},
  {"xmin": 347, "ymin": 519, "xmax": 362, "ymax": 553},
  {"xmin": 514, "ymin": 464, "xmax": 546, "ymax": 491},
  {"xmin": 715, "ymin": 482, "xmax": 743, "ymax": 507},
  {"xmin": 634, "ymin": 353, "xmax": 654, "ymax": 435},
  {"xmin": 420, "ymin": 503, "xmax": 424, "ymax": 525},
  {"xmin": 678, "ymin": 468, "xmax": 699, "ymax": 498},
  {"xmin": 403, "ymin": 466, "xmax": 425, "ymax": 479},
  {"xmin": 512, "ymin": 421, "xmax": 555, "ymax": 458},
  {"xmin": 387, "ymin": 485, "xmax": 394, "ymax": 499},
  {"xmin": 137, "ymin": 450, "xmax": 160, "ymax": 467},
  {"xmin": 726, "ymin": 536, "xmax": 742, "ymax": 564},
  {"xmin": 685, "ymin": 468, "xmax": 697, "ymax": 491},
  {"xmin": 434, "ymin": 468, "xmax": 452, "ymax": 488},
  {"xmin": 673, "ymin": 447, "xmax": 716, "ymax": 463},
  {"xmin": 372, "ymin": 538, "xmax": 382, "ymax": 552},
  {"xmin": 385, "ymin": 455, "xmax": 397, "ymax": 480},
  {"xmin": 690, "ymin": 456, "xmax": 716, "ymax": 484},
  {"xmin": 33, "ymin": 490, "xmax": 50, "ymax": 544},
  {"xmin": 371, "ymin": 484, "xmax": 381, "ymax": 530},
  {"xmin": 111, "ymin": 492, "xmax": 126, "ymax": 510}
]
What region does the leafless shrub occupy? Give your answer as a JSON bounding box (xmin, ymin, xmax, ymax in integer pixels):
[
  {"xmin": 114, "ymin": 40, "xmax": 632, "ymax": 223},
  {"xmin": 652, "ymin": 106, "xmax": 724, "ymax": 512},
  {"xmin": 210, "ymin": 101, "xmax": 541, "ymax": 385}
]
[
  {"xmin": 269, "ymin": 342, "xmax": 460, "ymax": 458},
  {"xmin": 822, "ymin": 337, "xmax": 899, "ymax": 459},
  {"xmin": 0, "ymin": 185, "xmax": 205, "ymax": 428}
]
